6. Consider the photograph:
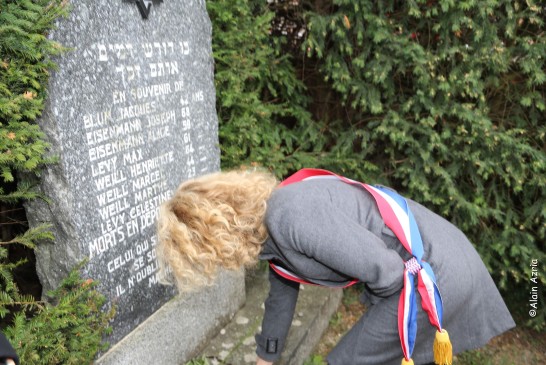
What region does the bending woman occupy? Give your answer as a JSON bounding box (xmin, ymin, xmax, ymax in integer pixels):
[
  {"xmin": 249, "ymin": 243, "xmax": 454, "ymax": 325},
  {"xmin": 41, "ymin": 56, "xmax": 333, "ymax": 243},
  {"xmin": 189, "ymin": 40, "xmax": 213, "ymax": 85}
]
[{"xmin": 157, "ymin": 168, "xmax": 515, "ymax": 365}]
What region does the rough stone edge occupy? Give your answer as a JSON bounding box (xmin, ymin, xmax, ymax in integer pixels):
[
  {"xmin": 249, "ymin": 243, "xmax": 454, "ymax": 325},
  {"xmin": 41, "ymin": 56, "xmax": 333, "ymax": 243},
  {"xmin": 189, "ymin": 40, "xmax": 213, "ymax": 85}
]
[
  {"xmin": 95, "ymin": 270, "xmax": 245, "ymax": 365},
  {"xmin": 199, "ymin": 270, "xmax": 343, "ymax": 365},
  {"xmin": 282, "ymin": 289, "xmax": 343, "ymax": 365}
]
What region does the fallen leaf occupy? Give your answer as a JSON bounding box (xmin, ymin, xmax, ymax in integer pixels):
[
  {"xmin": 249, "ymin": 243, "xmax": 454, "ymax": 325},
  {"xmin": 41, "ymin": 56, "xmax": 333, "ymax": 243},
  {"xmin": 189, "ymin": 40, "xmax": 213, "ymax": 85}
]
[
  {"xmin": 23, "ymin": 91, "xmax": 34, "ymax": 100},
  {"xmin": 343, "ymin": 15, "xmax": 351, "ymax": 30},
  {"xmin": 82, "ymin": 278, "xmax": 94, "ymax": 287}
]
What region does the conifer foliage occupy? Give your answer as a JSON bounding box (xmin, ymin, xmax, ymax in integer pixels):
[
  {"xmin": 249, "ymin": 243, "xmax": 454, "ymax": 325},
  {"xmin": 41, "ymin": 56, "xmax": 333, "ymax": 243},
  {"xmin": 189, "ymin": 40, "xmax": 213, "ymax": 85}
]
[
  {"xmin": 302, "ymin": 0, "xmax": 545, "ymax": 329},
  {"xmin": 210, "ymin": 0, "xmax": 545, "ymax": 329},
  {"xmin": 207, "ymin": 0, "xmax": 344, "ymax": 177},
  {"xmin": 0, "ymin": 1, "xmax": 113, "ymax": 363}
]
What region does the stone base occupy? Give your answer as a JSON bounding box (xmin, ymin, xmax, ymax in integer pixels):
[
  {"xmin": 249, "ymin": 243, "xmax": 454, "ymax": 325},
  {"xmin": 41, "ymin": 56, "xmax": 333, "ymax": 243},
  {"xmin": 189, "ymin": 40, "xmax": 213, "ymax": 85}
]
[
  {"xmin": 201, "ymin": 269, "xmax": 343, "ymax": 365},
  {"xmin": 95, "ymin": 270, "xmax": 245, "ymax": 365}
]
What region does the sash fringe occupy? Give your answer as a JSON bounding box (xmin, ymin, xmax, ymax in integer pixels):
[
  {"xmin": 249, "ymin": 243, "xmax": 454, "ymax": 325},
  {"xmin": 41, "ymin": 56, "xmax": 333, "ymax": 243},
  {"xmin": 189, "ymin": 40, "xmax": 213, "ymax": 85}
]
[{"xmin": 433, "ymin": 329, "xmax": 453, "ymax": 365}]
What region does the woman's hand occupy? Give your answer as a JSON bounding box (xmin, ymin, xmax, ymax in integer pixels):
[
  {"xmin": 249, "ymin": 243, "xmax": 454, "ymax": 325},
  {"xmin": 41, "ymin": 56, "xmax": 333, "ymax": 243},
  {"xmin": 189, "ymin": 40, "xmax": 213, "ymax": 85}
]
[{"xmin": 256, "ymin": 357, "xmax": 273, "ymax": 365}]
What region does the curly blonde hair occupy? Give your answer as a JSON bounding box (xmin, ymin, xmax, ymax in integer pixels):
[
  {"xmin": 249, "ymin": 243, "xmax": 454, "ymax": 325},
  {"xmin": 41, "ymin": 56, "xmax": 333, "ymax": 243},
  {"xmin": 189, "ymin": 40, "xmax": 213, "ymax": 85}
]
[{"xmin": 156, "ymin": 169, "xmax": 278, "ymax": 292}]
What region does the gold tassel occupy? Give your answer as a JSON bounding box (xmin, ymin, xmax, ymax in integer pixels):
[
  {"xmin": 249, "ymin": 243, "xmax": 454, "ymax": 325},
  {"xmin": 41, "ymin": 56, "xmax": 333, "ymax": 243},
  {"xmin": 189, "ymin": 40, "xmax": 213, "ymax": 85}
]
[
  {"xmin": 433, "ymin": 329, "xmax": 453, "ymax": 365},
  {"xmin": 401, "ymin": 358, "xmax": 414, "ymax": 365}
]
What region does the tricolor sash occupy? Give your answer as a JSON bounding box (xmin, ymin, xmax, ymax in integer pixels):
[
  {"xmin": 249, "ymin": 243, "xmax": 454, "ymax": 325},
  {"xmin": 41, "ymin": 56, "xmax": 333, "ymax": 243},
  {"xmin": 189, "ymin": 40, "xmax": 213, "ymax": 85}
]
[{"xmin": 270, "ymin": 168, "xmax": 452, "ymax": 365}]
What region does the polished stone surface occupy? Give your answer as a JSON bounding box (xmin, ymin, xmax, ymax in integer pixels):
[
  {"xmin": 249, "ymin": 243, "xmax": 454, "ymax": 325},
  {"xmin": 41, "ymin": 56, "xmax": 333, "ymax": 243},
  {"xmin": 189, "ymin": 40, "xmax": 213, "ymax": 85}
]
[{"xmin": 27, "ymin": 0, "xmax": 222, "ymax": 350}]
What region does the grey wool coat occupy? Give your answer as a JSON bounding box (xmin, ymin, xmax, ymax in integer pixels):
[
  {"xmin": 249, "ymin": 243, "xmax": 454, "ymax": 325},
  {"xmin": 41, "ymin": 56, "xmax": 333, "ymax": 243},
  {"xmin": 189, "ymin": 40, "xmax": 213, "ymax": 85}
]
[{"xmin": 255, "ymin": 178, "xmax": 515, "ymax": 365}]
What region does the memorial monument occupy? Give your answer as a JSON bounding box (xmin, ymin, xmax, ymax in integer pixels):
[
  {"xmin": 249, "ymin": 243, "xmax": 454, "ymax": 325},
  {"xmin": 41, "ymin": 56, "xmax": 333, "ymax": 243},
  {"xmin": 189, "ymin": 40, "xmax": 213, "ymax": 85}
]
[{"xmin": 26, "ymin": 1, "xmax": 245, "ymax": 363}]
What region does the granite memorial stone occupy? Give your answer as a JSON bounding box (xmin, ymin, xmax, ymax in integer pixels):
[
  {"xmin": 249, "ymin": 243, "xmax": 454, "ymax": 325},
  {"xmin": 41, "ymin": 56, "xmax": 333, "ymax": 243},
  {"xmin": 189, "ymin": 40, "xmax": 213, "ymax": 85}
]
[{"xmin": 26, "ymin": 0, "xmax": 234, "ymax": 355}]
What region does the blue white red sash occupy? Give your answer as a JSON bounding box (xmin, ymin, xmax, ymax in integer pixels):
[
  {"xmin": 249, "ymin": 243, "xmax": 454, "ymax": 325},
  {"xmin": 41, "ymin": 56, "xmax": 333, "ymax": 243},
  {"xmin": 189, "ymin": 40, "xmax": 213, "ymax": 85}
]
[
  {"xmin": 271, "ymin": 168, "xmax": 450, "ymax": 364},
  {"xmin": 269, "ymin": 260, "xmax": 358, "ymax": 288}
]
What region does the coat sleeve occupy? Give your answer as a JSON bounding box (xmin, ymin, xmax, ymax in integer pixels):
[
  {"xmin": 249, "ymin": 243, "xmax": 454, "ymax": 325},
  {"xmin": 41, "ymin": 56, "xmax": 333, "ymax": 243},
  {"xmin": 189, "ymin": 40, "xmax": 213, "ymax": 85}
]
[
  {"xmin": 0, "ymin": 333, "xmax": 18, "ymax": 365},
  {"xmin": 266, "ymin": 190, "xmax": 405, "ymax": 298},
  {"xmin": 255, "ymin": 269, "xmax": 299, "ymax": 362}
]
